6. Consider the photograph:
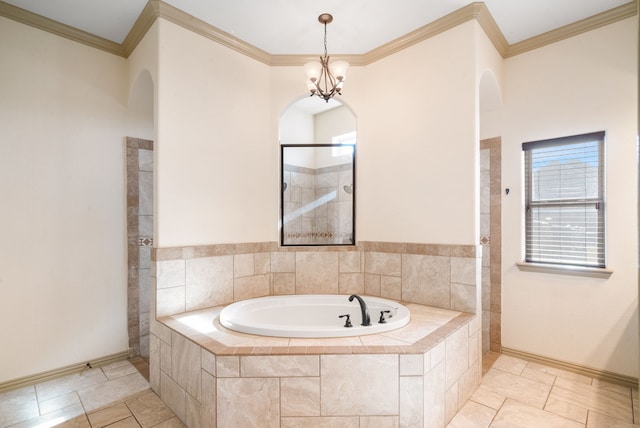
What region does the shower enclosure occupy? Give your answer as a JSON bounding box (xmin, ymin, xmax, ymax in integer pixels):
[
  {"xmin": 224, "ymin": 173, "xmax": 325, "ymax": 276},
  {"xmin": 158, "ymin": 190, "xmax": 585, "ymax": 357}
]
[{"xmin": 281, "ymin": 144, "xmax": 355, "ymax": 246}]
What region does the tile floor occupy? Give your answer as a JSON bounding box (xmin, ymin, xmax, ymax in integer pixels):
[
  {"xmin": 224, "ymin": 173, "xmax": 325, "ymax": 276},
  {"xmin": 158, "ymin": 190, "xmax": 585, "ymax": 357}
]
[
  {"xmin": 448, "ymin": 352, "xmax": 640, "ymax": 428},
  {"xmin": 0, "ymin": 358, "xmax": 184, "ymax": 428},
  {"xmin": 1, "ymin": 353, "xmax": 638, "ymax": 427}
]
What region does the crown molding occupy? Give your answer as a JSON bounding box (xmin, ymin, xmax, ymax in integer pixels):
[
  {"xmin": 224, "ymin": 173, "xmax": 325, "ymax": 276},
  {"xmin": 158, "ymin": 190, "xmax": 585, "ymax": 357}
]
[
  {"xmin": 270, "ymin": 54, "xmax": 366, "ymax": 67},
  {"xmin": 155, "ymin": 0, "xmax": 272, "ymax": 65},
  {"xmin": 0, "ymin": 0, "xmax": 124, "ymax": 56},
  {"xmin": 122, "ymin": 0, "xmax": 158, "ymax": 57},
  {"xmin": 0, "ymin": 0, "xmax": 637, "ymax": 63},
  {"xmin": 0, "ymin": 1, "xmax": 124, "ymax": 56},
  {"xmin": 506, "ymin": 0, "xmax": 638, "ymax": 57},
  {"xmin": 473, "ymin": 2, "xmax": 509, "ymax": 57},
  {"xmin": 363, "ymin": 2, "xmax": 489, "ymax": 64},
  {"xmin": 272, "ymin": 2, "xmax": 507, "ymax": 66}
]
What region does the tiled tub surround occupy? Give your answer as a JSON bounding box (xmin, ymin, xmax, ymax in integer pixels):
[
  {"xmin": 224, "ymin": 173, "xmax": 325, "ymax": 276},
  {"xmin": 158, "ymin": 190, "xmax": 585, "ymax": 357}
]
[
  {"xmin": 151, "ymin": 303, "xmax": 481, "ymax": 428},
  {"xmin": 150, "ymin": 241, "xmax": 482, "ymax": 427},
  {"xmin": 154, "ymin": 242, "xmax": 481, "ymax": 318}
]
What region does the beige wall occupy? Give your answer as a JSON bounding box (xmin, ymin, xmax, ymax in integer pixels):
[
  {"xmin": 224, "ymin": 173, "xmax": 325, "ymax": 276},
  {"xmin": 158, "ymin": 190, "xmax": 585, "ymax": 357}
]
[
  {"xmin": 155, "ymin": 19, "xmax": 275, "ymax": 248},
  {"xmin": 279, "ymin": 103, "xmax": 314, "ymax": 146},
  {"xmin": 0, "ymin": 17, "xmax": 129, "ymax": 382},
  {"xmin": 351, "ymin": 22, "xmax": 479, "ymax": 246},
  {"xmin": 314, "ymin": 105, "xmax": 356, "ymax": 144},
  {"xmin": 498, "ymin": 17, "xmax": 638, "ymax": 377}
]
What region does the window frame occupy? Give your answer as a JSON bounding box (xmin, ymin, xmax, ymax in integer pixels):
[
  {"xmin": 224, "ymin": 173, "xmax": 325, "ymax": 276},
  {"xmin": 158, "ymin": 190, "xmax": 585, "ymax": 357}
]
[{"xmin": 521, "ymin": 131, "xmax": 607, "ymax": 272}]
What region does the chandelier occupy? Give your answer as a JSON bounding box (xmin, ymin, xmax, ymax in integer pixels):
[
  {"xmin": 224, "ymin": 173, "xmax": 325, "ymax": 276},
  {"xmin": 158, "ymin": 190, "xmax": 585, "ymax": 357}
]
[{"xmin": 304, "ymin": 13, "xmax": 349, "ymax": 102}]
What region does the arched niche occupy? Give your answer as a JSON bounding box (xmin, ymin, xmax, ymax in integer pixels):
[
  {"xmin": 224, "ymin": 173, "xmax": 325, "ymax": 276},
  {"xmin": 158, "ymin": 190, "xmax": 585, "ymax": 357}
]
[
  {"xmin": 479, "ymin": 69, "xmax": 502, "ymax": 114},
  {"xmin": 279, "ymin": 96, "xmax": 357, "ymax": 246},
  {"xmin": 127, "ymin": 70, "xmax": 154, "ymax": 140}
]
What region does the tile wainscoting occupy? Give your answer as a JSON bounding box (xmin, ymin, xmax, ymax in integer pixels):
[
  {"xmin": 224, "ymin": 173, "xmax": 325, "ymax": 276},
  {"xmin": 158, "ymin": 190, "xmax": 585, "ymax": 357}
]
[
  {"xmin": 152, "ymin": 241, "xmax": 482, "ymax": 319},
  {"xmin": 149, "ymin": 241, "xmax": 481, "ymax": 427}
]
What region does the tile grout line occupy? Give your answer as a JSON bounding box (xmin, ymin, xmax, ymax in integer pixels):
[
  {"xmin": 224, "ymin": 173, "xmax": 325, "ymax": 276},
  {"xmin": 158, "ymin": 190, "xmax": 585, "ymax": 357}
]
[
  {"xmin": 76, "ymin": 369, "xmax": 98, "ymax": 423},
  {"xmin": 537, "ymin": 362, "xmax": 592, "ymax": 426},
  {"xmin": 490, "ymin": 395, "xmax": 508, "ymax": 427},
  {"xmin": 124, "ymin": 400, "xmax": 143, "ymax": 428},
  {"xmin": 33, "ymin": 383, "xmax": 42, "ymax": 418},
  {"xmin": 540, "ymin": 360, "xmax": 557, "ymax": 413},
  {"xmin": 631, "ymin": 387, "xmax": 637, "ymax": 425}
]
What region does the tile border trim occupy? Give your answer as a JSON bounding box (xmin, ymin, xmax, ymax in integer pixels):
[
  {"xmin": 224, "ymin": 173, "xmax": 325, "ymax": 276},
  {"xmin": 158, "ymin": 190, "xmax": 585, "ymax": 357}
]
[{"xmin": 152, "ymin": 241, "xmax": 480, "ymax": 261}]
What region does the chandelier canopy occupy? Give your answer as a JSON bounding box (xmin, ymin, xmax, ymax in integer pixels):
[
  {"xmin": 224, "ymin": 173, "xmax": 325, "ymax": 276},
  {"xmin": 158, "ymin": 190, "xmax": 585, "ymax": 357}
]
[{"xmin": 304, "ymin": 13, "xmax": 349, "ymax": 102}]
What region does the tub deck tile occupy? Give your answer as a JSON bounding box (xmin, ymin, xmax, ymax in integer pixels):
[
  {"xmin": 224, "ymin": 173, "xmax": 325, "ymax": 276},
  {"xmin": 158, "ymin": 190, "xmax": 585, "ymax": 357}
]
[
  {"xmin": 159, "ymin": 302, "xmax": 469, "ymax": 357},
  {"xmin": 287, "ymin": 346, "xmax": 307, "ymax": 355}
]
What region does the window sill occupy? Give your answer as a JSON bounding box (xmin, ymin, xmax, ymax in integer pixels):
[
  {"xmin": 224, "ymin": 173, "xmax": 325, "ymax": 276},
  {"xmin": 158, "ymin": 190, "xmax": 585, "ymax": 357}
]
[{"xmin": 516, "ymin": 262, "xmax": 613, "ymax": 279}]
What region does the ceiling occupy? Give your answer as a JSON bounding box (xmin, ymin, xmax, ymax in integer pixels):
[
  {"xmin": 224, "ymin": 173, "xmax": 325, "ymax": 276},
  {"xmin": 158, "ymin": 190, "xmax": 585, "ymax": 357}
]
[{"xmin": 1, "ymin": 0, "xmax": 633, "ymax": 55}]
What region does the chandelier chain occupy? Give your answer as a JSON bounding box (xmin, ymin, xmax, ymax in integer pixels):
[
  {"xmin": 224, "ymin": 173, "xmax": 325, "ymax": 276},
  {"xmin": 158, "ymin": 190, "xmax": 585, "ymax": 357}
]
[{"xmin": 323, "ymin": 22, "xmax": 328, "ymax": 57}]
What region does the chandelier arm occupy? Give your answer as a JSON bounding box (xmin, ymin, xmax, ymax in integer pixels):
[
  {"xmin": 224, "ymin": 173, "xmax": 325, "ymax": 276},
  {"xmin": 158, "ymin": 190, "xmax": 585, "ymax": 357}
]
[
  {"xmin": 321, "ymin": 60, "xmax": 330, "ymax": 97},
  {"xmin": 306, "ymin": 13, "xmax": 347, "ymax": 102},
  {"xmin": 321, "ymin": 55, "xmax": 339, "ymax": 99}
]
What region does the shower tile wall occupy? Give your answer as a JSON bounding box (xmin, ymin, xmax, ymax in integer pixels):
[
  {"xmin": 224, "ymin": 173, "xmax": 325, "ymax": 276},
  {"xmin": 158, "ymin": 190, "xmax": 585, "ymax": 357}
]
[
  {"xmin": 283, "ymin": 165, "xmax": 314, "ymax": 245},
  {"xmin": 127, "ymin": 137, "xmax": 154, "ymax": 358},
  {"xmin": 315, "ymin": 164, "xmax": 353, "ymax": 244},
  {"xmin": 480, "ymin": 137, "xmax": 501, "ymax": 353},
  {"xmin": 283, "ymin": 164, "xmax": 352, "ymax": 245}
]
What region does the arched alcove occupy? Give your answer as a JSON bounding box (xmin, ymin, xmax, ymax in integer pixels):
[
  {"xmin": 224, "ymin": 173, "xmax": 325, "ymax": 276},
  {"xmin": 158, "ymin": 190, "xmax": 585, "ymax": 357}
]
[
  {"xmin": 479, "ymin": 69, "xmax": 502, "ymax": 114},
  {"xmin": 279, "ymin": 96, "xmax": 356, "ymax": 143},
  {"xmin": 279, "ymin": 96, "xmax": 357, "ymax": 246},
  {"xmin": 127, "ymin": 70, "xmax": 154, "ymax": 140}
]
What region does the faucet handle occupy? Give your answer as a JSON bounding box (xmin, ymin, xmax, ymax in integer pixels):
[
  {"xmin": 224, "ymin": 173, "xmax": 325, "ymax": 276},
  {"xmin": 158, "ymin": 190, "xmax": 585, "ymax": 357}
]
[
  {"xmin": 378, "ymin": 310, "xmax": 391, "ymax": 324},
  {"xmin": 339, "ymin": 314, "xmax": 353, "ymax": 328}
]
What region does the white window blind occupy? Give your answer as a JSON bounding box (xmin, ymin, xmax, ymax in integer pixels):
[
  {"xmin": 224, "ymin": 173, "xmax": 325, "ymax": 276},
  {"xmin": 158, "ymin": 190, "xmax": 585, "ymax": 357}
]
[{"xmin": 523, "ymin": 131, "xmax": 605, "ymax": 268}]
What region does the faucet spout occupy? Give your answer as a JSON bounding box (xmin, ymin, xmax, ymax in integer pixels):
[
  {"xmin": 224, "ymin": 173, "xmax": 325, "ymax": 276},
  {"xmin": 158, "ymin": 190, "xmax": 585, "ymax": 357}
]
[{"xmin": 348, "ymin": 294, "xmax": 371, "ymax": 326}]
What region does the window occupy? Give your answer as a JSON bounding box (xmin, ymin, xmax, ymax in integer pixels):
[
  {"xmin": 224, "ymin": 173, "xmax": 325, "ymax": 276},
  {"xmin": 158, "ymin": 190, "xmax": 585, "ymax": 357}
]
[
  {"xmin": 332, "ymin": 131, "xmax": 356, "ymax": 156},
  {"xmin": 523, "ymin": 131, "xmax": 605, "ymax": 268}
]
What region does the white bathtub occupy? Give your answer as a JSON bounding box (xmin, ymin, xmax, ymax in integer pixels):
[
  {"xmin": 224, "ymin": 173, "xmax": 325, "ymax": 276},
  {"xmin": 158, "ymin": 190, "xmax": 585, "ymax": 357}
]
[{"xmin": 218, "ymin": 294, "xmax": 410, "ymax": 338}]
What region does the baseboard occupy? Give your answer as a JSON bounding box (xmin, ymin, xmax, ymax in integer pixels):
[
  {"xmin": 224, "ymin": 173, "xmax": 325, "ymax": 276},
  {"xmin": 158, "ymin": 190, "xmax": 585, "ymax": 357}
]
[
  {"xmin": 501, "ymin": 347, "xmax": 638, "ymax": 389},
  {"xmin": 0, "ymin": 351, "xmax": 130, "ymax": 394}
]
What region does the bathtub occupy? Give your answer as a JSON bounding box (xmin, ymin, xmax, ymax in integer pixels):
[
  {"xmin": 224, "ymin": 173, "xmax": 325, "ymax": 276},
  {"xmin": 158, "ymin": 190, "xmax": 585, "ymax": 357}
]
[{"xmin": 218, "ymin": 294, "xmax": 410, "ymax": 338}]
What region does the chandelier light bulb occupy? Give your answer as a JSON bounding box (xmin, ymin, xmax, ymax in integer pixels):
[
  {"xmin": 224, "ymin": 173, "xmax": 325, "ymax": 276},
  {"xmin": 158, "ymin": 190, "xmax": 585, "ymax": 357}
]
[
  {"xmin": 304, "ymin": 61, "xmax": 322, "ymax": 82},
  {"xmin": 329, "ymin": 60, "xmax": 349, "ymax": 82}
]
